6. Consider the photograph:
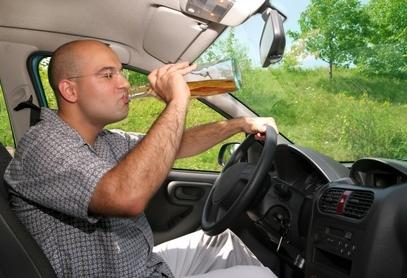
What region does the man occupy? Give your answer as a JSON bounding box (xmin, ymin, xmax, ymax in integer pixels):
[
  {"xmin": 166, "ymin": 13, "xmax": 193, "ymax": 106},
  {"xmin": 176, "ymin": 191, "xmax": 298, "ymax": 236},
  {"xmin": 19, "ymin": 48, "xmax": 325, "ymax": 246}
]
[{"xmin": 5, "ymin": 40, "xmax": 278, "ymax": 277}]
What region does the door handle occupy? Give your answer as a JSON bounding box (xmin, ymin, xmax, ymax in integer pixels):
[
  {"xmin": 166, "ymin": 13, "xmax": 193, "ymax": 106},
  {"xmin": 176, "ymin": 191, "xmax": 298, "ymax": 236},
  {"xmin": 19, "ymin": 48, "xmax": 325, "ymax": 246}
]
[
  {"xmin": 174, "ymin": 186, "xmax": 203, "ymax": 201},
  {"xmin": 168, "ymin": 181, "xmax": 212, "ymax": 203}
]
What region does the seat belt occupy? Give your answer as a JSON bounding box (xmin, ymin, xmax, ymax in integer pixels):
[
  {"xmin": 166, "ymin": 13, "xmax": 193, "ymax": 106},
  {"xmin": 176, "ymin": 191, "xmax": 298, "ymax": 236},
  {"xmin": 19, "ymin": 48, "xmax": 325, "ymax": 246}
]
[{"xmin": 13, "ymin": 95, "xmax": 41, "ymax": 126}]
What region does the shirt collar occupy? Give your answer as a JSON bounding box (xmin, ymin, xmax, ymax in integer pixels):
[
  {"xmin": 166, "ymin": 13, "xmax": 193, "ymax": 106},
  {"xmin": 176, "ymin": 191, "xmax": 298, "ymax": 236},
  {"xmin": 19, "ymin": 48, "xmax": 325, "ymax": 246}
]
[{"xmin": 40, "ymin": 108, "xmax": 92, "ymax": 148}]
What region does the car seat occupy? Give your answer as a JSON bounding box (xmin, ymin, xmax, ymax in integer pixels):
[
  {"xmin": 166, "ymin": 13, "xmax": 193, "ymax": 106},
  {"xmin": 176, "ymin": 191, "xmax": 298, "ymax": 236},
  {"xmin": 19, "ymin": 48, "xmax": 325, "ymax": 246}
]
[{"xmin": 0, "ymin": 143, "xmax": 57, "ymax": 277}]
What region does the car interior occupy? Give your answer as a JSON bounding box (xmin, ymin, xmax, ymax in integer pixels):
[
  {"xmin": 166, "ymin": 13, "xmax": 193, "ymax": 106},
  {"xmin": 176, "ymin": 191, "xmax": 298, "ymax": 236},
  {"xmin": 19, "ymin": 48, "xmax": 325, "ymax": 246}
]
[{"xmin": 1, "ymin": 0, "xmax": 407, "ymax": 278}]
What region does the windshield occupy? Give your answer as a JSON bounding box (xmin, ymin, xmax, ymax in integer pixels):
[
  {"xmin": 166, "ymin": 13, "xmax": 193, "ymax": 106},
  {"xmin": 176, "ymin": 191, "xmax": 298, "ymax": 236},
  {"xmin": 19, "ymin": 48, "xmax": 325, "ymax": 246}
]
[{"xmin": 198, "ymin": 0, "xmax": 406, "ymax": 162}]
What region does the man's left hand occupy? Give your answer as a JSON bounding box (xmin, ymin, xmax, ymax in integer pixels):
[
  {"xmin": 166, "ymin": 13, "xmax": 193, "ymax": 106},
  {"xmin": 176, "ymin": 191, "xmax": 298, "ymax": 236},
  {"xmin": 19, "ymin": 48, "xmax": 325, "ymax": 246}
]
[{"xmin": 241, "ymin": 117, "xmax": 279, "ymax": 141}]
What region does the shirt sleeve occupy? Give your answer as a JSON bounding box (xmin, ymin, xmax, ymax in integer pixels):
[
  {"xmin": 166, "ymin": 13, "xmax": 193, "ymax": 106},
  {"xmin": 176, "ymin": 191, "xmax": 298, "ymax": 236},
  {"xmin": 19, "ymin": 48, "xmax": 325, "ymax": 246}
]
[
  {"xmin": 104, "ymin": 129, "xmax": 145, "ymax": 156},
  {"xmin": 5, "ymin": 134, "xmax": 113, "ymax": 223}
]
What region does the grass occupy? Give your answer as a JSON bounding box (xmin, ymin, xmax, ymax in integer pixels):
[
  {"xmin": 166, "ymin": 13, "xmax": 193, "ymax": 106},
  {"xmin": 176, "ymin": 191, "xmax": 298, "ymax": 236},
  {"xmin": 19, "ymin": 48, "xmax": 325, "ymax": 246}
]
[{"xmin": 235, "ymin": 67, "xmax": 407, "ymax": 161}]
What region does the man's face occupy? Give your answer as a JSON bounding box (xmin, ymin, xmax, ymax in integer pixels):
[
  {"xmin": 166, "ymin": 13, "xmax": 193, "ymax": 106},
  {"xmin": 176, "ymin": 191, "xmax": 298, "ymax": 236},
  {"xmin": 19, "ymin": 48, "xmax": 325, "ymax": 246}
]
[{"xmin": 71, "ymin": 43, "xmax": 130, "ymax": 127}]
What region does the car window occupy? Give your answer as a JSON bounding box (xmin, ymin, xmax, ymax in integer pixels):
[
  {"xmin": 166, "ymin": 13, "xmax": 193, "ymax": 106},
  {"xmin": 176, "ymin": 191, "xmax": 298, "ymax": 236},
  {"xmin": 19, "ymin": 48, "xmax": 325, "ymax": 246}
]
[
  {"xmin": 38, "ymin": 58, "xmax": 58, "ymax": 109},
  {"xmin": 0, "ymin": 82, "xmax": 14, "ymax": 156},
  {"xmin": 36, "ymin": 57, "xmax": 243, "ymax": 171}
]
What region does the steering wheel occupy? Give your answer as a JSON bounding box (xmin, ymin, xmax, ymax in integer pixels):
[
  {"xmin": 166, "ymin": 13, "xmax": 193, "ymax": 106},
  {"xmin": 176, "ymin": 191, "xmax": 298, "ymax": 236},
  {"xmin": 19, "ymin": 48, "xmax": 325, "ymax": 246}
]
[{"xmin": 201, "ymin": 126, "xmax": 278, "ymax": 236}]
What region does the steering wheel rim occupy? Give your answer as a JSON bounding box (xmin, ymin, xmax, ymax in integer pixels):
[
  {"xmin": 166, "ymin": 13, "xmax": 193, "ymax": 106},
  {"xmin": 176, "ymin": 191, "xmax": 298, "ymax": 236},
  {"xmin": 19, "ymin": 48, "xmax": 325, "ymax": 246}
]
[{"xmin": 201, "ymin": 126, "xmax": 278, "ymax": 236}]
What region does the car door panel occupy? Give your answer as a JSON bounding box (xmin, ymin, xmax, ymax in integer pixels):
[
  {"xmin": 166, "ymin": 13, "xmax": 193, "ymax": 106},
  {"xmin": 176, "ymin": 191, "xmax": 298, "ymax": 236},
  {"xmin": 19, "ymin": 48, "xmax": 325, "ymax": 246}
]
[{"xmin": 145, "ymin": 170, "xmax": 218, "ymax": 245}]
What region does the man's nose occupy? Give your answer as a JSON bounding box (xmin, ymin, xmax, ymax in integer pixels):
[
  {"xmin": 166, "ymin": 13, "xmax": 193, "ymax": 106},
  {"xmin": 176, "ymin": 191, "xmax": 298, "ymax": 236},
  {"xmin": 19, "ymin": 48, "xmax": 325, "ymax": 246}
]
[{"xmin": 117, "ymin": 72, "xmax": 130, "ymax": 89}]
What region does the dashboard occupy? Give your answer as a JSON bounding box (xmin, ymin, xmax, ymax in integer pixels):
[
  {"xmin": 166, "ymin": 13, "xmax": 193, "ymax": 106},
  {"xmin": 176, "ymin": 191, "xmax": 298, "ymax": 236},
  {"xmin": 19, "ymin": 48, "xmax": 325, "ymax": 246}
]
[
  {"xmin": 247, "ymin": 143, "xmax": 407, "ymax": 278},
  {"xmin": 272, "ymin": 144, "xmax": 348, "ymax": 196},
  {"xmin": 350, "ymin": 158, "xmax": 407, "ymax": 188}
]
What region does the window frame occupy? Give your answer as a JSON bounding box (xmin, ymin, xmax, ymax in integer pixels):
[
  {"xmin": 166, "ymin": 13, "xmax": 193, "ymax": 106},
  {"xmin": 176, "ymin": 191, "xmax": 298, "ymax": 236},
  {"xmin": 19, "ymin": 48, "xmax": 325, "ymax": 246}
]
[{"xmin": 27, "ymin": 51, "xmax": 52, "ymax": 108}]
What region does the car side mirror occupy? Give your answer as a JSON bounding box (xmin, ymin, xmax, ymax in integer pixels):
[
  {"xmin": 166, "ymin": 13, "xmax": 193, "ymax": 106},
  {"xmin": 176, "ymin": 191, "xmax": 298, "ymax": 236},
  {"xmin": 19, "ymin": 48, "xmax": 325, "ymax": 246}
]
[
  {"xmin": 218, "ymin": 142, "xmax": 240, "ymax": 167},
  {"xmin": 259, "ymin": 8, "xmax": 286, "ymax": 67}
]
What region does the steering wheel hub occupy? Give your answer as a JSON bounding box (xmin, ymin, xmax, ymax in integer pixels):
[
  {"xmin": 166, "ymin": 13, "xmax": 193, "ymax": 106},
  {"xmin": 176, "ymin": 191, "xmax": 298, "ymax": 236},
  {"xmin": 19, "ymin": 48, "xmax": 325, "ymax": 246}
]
[{"xmin": 212, "ymin": 163, "xmax": 254, "ymax": 207}]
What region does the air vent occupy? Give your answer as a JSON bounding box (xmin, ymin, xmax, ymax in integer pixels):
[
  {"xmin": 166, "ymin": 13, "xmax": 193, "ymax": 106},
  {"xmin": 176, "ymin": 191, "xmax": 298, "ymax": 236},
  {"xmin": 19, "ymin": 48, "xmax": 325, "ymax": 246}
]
[
  {"xmin": 319, "ymin": 188, "xmax": 374, "ymax": 219},
  {"xmin": 344, "ymin": 191, "xmax": 374, "ymax": 219},
  {"xmin": 319, "ymin": 188, "xmax": 345, "ymax": 214}
]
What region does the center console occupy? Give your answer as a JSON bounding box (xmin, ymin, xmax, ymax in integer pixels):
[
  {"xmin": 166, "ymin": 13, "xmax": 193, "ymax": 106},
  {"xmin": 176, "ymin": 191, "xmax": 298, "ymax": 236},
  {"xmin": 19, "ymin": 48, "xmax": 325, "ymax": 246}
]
[
  {"xmin": 305, "ymin": 179, "xmax": 407, "ymax": 278},
  {"xmin": 306, "ymin": 217, "xmax": 363, "ymax": 277}
]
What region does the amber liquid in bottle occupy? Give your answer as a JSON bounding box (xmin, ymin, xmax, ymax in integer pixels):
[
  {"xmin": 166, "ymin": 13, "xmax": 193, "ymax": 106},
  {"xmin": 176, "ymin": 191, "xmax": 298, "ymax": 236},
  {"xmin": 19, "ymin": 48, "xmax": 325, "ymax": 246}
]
[
  {"xmin": 187, "ymin": 79, "xmax": 237, "ymax": 96},
  {"xmin": 129, "ymin": 79, "xmax": 237, "ymax": 100}
]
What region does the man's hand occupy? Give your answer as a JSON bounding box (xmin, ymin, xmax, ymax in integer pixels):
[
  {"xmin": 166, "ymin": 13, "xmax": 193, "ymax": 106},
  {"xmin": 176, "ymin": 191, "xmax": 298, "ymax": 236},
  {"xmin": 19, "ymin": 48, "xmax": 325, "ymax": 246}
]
[
  {"xmin": 148, "ymin": 62, "xmax": 197, "ymax": 103},
  {"xmin": 241, "ymin": 117, "xmax": 279, "ymax": 140}
]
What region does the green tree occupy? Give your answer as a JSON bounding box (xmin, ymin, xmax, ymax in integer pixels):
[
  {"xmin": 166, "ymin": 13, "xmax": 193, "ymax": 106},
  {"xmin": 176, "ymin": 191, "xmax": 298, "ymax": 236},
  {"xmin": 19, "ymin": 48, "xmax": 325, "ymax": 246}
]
[
  {"xmin": 281, "ymin": 39, "xmax": 307, "ymax": 71},
  {"xmin": 356, "ymin": 0, "xmax": 407, "ymax": 77},
  {"xmin": 291, "ymin": 0, "xmax": 369, "ymax": 79}
]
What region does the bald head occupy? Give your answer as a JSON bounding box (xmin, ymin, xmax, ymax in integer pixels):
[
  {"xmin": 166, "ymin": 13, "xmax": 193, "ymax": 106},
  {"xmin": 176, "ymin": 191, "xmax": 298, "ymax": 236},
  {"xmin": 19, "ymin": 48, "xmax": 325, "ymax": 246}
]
[{"xmin": 48, "ymin": 40, "xmax": 111, "ymax": 96}]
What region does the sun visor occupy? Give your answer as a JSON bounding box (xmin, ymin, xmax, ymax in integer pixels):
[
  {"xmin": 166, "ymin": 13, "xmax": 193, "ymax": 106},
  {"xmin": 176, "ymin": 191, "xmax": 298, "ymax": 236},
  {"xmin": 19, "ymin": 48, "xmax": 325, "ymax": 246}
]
[
  {"xmin": 143, "ymin": 7, "xmax": 207, "ymax": 63},
  {"xmin": 109, "ymin": 43, "xmax": 131, "ymax": 64}
]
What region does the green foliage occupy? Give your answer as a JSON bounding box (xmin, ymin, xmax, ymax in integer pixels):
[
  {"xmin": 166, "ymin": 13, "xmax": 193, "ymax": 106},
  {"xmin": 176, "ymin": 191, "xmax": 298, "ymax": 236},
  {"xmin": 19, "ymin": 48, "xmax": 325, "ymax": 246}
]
[
  {"xmin": 367, "ymin": 0, "xmax": 407, "ymax": 46},
  {"xmin": 355, "ymin": 44, "xmax": 407, "ymax": 77},
  {"xmin": 355, "ymin": 0, "xmax": 407, "ymax": 77},
  {"xmin": 288, "ymin": 0, "xmax": 407, "ymax": 78},
  {"xmin": 280, "ymin": 40, "xmax": 307, "ymax": 71},
  {"xmin": 290, "ymin": 0, "xmax": 369, "ymax": 78}
]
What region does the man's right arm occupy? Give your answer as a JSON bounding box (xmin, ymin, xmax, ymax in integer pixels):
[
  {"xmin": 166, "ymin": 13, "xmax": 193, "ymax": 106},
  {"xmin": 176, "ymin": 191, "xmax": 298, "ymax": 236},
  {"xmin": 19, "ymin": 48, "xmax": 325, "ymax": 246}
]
[{"xmin": 89, "ymin": 62, "xmax": 195, "ymax": 217}]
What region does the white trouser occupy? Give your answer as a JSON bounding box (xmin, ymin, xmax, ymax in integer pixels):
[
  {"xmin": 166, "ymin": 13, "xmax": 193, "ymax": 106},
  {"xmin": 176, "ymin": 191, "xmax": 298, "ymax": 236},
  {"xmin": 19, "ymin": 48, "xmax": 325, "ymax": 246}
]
[{"xmin": 153, "ymin": 230, "xmax": 277, "ymax": 278}]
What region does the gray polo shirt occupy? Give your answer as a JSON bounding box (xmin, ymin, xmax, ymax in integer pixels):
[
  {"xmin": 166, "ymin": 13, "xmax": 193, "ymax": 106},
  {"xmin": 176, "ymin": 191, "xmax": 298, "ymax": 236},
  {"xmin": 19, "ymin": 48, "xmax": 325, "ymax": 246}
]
[{"xmin": 4, "ymin": 108, "xmax": 173, "ymax": 278}]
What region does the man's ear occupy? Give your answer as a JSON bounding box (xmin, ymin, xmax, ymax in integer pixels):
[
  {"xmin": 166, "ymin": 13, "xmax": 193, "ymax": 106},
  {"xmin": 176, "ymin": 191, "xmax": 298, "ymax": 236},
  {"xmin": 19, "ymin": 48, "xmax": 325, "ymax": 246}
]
[{"xmin": 58, "ymin": 80, "xmax": 78, "ymax": 103}]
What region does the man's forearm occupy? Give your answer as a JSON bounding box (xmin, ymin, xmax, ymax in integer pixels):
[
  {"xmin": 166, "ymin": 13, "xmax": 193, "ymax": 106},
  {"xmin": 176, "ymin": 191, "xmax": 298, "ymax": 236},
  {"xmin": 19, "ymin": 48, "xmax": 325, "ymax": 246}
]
[
  {"xmin": 90, "ymin": 99, "xmax": 188, "ymax": 216},
  {"xmin": 176, "ymin": 118, "xmax": 245, "ymax": 159}
]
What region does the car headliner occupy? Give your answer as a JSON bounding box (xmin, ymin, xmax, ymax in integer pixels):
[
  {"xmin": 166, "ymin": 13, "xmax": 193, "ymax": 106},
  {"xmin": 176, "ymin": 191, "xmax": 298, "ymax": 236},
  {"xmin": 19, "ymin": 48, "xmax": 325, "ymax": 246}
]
[{"xmin": 0, "ymin": 0, "xmax": 230, "ymax": 71}]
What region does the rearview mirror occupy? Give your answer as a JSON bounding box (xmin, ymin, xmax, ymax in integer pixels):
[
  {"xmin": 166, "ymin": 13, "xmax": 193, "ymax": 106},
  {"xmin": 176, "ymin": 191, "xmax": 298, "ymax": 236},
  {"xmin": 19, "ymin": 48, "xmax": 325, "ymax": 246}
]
[{"xmin": 259, "ymin": 8, "xmax": 286, "ymax": 67}]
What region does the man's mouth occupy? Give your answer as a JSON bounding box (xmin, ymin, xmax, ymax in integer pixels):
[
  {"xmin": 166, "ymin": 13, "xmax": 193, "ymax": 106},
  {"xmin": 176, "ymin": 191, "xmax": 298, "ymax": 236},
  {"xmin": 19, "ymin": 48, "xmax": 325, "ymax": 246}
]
[{"xmin": 122, "ymin": 92, "xmax": 130, "ymax": 104}]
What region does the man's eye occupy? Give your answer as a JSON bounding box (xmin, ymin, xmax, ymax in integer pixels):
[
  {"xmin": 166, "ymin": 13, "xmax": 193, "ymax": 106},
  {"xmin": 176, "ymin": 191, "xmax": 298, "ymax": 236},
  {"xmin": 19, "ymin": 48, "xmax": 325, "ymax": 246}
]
[{"xmin": 102, "ymin": 71, "xmax": 114, "ymax": 79}]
